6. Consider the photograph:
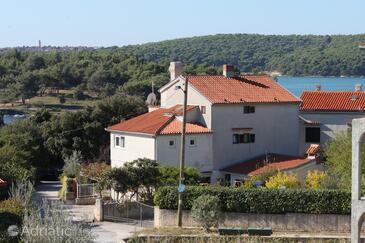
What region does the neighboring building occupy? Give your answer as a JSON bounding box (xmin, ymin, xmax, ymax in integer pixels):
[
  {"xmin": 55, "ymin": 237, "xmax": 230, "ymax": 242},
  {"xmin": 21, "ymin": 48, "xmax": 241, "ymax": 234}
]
[
  {"xmin": 223, "ymin": 144, "xmax": 323, "ymax": 183},
  {"xmin": 299, "ymin": 85, "xmax": 365, "ymax": 153},
  {"xmin": 106, "ymin": 105, "xmax": 213, "ymax": 173},
  {"xmin": 108, "ymin": 62, "xmax": 306, "ymax": 184}
]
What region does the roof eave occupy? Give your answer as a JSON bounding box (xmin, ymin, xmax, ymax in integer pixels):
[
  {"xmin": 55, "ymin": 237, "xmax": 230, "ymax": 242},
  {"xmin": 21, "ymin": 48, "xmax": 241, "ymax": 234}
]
[{"xmin": 105, "ymin": 128, "xmax": 156, "ymax": 137}]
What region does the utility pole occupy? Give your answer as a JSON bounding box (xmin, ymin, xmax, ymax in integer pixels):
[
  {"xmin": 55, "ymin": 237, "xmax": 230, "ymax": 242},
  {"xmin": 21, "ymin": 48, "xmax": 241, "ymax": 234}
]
[{"xmin": 177, "ymin": 77, "xmax": 188, "ymax": 227}]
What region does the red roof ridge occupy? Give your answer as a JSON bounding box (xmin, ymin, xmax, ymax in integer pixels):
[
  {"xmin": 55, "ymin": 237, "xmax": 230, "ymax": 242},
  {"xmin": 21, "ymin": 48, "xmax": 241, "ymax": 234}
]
[{"xmin": 155, "ymin": 115, "xmax": 176, "ymax": 135}]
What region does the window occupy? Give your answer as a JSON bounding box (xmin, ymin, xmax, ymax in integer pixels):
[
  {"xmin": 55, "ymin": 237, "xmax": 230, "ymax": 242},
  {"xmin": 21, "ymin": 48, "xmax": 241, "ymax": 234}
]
[
  {"xmin": 305, "ymin": 127, "xmax": 320, "ymax": 143},
  {"xmin": 169, "ymin": 139, "xmax": 176, "ymax": 148},
  {"xmin": 243, "ymin": 106, "xmax": 255, "ymax": 114},
  {"xmin": 115, "ymin": 136, "xmax": 125, "ymax": 148},
  {"xmin": 189, "ymin": 138, "xmax": 196, "ymax": 147},
  {"xmin": 201, "ymin": 106, "xmax": 206, "ymax": 114},
  {"xmin": 233, "ymin": 133, "xmax": 255, "ymax": 144}
]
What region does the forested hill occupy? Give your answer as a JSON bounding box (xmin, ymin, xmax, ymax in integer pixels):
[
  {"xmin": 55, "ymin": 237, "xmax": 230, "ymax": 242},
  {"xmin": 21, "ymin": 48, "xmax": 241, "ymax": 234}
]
[{"xmin": 120, "ymin": 34, "xmax": 365, "ymax": 76}]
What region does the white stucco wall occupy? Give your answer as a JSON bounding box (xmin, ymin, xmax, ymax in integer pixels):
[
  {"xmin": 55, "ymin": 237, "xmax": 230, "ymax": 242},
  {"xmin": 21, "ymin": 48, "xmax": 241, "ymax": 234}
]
[
  {"xmin": 211, "ymin": 103, "xmax": 301, "ymax": 170},
  {"xmin": 160, "ymin": 77, "xmax": 212, "ymax": 128},
  {"xmin": 299, "ymin": 112, "xmax": 365, "ymax": 154},
  {"xmin": 110, "ymin": 132, "xmax": 156, "ymax": 168},
  {"xmin": 156, "ymin": 134, "xmax": 213, "ymax": 172}
]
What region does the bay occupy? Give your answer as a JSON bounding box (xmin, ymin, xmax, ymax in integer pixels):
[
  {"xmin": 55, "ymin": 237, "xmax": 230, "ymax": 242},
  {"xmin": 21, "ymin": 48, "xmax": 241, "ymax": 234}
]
[{"xmin": 277, "ymin": 76, "xmax": 365, "ymax": 97}]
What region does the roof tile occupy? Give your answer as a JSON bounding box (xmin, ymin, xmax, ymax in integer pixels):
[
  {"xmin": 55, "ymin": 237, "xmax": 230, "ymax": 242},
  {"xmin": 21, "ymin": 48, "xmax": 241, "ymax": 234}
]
[
  {"xmin": 160, "ymin": 118, "xmax": 212, "ymax": 135},
  {"xmin": 107, "ymin": 105, "xmax": 211, "ymax": 135},
  {"xmin": 300, "ymin": 91, "xmax": 365, "ymax": 111},
  {"xmin": 188, "ymin": 75, "xmax": 300, "ymax": 104},
  {"xmin": 223, "ymin": 154, "xmax": 312, "ymax": 175}
]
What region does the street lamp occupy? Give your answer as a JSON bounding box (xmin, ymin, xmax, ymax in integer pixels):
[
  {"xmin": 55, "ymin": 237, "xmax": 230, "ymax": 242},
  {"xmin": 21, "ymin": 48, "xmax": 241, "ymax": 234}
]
[{"xmin": 175, "ymin": 77, "xmax": 189, "ymax": 227}]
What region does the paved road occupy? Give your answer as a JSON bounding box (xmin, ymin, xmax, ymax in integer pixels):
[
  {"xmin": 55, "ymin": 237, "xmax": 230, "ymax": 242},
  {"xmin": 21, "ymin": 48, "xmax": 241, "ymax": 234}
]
[{"xmin": 33, "ymin": 181, "xmax": 144, "ymax": 243}]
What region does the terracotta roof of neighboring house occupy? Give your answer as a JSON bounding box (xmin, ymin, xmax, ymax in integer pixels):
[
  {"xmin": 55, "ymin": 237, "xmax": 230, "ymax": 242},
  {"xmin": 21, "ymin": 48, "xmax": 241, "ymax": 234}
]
[
  {"xmin": 107, "ymin": 105, "xmax": 211, "ymax": 135},
  {"xmin": 0, "ymin": 178, "xmax": 7, "ymax": 187},
  {"xmin": 306, "ymin": 144, "xmax": 320, "ymax": 156},
  {"xmin": 223, "ymin": 154, "xmax": 312, "ymax": 175},
  {"xmin": 159, "ymin": 118, "xmax": 211, "ymax": 135},
  {"xmin": 300, "ymin": 91, "xmax": 365, "ymax": 111},
  {"xmin": 187, "ymin": 75, "xmax": 300, "ymax": 104}
]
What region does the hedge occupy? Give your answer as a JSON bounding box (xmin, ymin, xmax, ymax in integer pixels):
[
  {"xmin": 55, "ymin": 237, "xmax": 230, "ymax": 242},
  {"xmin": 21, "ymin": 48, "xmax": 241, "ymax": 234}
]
[{"xmin": 154, "ymin": 186, "xmax": 351, "ymax": 215}]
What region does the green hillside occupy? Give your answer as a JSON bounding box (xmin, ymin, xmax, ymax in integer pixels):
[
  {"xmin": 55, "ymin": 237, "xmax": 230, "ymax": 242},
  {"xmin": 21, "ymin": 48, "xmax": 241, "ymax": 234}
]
[{"xmin": 120, "ymin": 34, "xmax": 365, "ymax": 76}]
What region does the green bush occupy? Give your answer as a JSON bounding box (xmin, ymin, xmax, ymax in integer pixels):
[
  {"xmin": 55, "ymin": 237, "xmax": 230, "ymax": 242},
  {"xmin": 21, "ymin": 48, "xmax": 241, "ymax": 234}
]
[
  {"xmin": 0, "ymin": 198, "xmax": 24, "ymax": 241},
  {"xmin": 191, "ymin": 195, "xmax": 222, "ymax": 231},
  {"xmin": 154, "ymin": 186, "xmax": 351, "ymax": 215}
]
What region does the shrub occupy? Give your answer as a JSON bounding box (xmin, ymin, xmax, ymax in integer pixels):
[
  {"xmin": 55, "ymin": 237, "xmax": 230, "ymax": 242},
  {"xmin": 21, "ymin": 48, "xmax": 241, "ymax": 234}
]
[
  {"xmin": 0, "ymin": 198, "xmax": 24, "ymax": 240},
  {"xmin": 159, "ymin": 166, "xmax": 200, "ymax": 186},
  {"xmin": 21, "ymin": 200, "xmax": 94, "ymax": 242},
  {"xmin": 9, "ymin": 180, "xmax": 34, "ymax": 208},
  {"xmin": 191, "ymin": 195, "xmax": 222, "ymax": 231},
  {"xmin": 243, "ymin": 168, "xmax": 279, "ymax": 188},
  {"xmin": 81, "ymin": 162, "xmax": 110, "ymax": 181},
  {"xmin": 62, "ymin": 151, "xmax": 83, "ymax": 178},
  {"xmin": 154, "ymin": 186, "xmax": 351, "ymax": 214},
  {"xmin": 305, "ymin": 170, "xmax": 330, "ymax": 189},
  {"xmin": 73, "ymin": 89, "xmax": 85, "ymax": 100},
  {"xmin": 265, "ymin": 172, "xmax": 300, "ymax": 189},
  {"xmin": 59, "ymin": 175, "xmax": 68, "ymax": 200},
  {"xmin": 59, "ymin": 94, "xmax": 66, "ymax": 104}
]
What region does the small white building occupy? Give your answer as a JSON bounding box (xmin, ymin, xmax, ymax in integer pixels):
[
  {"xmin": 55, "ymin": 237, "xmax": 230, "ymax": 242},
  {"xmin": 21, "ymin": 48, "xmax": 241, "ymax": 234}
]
[
  {"xmin": 107, "ymin": 62, "xmax": 323, "ymax": 184},
  {"xmin": 299, "ymin": 85, "xmax": 365, "ymax": 153}
]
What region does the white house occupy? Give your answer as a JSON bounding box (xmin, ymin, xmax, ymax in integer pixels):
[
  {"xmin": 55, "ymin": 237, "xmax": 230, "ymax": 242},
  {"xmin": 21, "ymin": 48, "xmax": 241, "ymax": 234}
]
[
  {"xmin": 299, "ymin": 84, "xmax": 365, "ymax": 153},
  {"xmin": 107, "ymin": 62, "xmax": 325, "ymax": 184}
]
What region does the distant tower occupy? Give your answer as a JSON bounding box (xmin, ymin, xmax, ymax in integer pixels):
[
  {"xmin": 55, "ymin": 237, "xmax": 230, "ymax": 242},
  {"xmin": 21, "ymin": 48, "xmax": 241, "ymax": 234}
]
[
  {"xmin": 38, "ymin": 40, "xmax": 42, "ymax": 50},
  {"xmin": 146, "ymin": 81, "xmax": 158, "ymax": 112}
]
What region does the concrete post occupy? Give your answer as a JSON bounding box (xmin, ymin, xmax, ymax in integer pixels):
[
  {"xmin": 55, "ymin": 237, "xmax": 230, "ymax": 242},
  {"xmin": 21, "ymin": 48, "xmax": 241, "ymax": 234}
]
[
  {"xmin": 94, "ymin": 198, "xmax": 104, "ymax": 222},
  {"xmin": 351, "ymin": 118, "xmax": 365, "ymax": 242}
]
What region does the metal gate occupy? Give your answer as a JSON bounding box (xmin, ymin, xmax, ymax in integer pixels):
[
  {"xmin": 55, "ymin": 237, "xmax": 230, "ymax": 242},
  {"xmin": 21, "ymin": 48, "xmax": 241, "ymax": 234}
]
[{"xmin": 103, "ymin": 201, "xmax": 154, "ymax": 227}]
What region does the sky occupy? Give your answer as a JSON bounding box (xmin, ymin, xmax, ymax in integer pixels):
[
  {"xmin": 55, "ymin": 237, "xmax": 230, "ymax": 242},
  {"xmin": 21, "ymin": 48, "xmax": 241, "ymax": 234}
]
[{"xmin": 0, "ymin": 0, "xmax": 364, "ymax": 47}]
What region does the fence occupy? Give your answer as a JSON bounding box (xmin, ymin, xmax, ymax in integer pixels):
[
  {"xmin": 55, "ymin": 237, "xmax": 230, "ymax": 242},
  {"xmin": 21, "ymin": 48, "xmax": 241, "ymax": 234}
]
[{"xmin": 103, "ymin": 201, "xmax": 154, "ymax": 227}]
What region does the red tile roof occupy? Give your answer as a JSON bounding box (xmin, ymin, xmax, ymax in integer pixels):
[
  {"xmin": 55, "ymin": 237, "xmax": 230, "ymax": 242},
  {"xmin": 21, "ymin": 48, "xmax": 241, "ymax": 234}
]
[
  {"xmin": 300, "ymin": 91, "xmax": 365, "ymax": 111},
  {"xmin": 223, "ymin": 154, "xmax": 312, "ymax": 175},
  {"xmin": 188, "ymin": 75, "xmax": 300, "ymax": 104},
  {"xmin": 159, "ymin": 118, "xmax": 211, "ymax": 135},
  {"xmin": 107, "ymin": 105, "xmax": 211, "ymax": 135}
]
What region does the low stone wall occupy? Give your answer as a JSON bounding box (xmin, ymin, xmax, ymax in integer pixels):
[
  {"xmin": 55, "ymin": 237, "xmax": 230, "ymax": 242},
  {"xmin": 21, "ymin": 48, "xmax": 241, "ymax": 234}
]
[
  {"xmin": 154, "ymin": 207, "xmax": 359, "ymax": 232},
  {"xmin": 75, "ymin": 197, "xmax": 96, "ymax": 205}
]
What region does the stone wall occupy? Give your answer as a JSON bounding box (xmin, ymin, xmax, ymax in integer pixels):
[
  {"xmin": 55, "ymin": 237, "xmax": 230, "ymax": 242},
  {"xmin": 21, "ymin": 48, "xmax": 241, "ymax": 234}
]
[
  {"xmin": 75, "ymin": 197, "xmax": 96, "ymax": 205},
  {"xmin": 154, "ymin": 207, "xmax": 360, "ymax": 232}
]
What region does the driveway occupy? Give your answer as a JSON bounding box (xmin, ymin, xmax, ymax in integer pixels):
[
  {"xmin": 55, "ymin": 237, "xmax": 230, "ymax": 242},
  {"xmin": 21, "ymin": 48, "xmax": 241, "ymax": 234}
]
[{"xmin": 33, "ymin": 181, "xmax": 144, "ymax": 243}]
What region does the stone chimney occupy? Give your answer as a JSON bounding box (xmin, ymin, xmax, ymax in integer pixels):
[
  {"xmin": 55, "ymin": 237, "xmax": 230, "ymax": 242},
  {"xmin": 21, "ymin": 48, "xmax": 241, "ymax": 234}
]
[
  {"xmin": 355, "ymin": 84, "xmax": 363, "ymax": 92},
  {"xmin": 315, "ymin": 84, "xmax": 321, "ymax": 91},
  {"xmin": 223, "ymin": 64, "xmax": 237, "ymax": 78},
  {"xmin": 168, "ymin": 61, "xmax": 183, "ymax": 81}
]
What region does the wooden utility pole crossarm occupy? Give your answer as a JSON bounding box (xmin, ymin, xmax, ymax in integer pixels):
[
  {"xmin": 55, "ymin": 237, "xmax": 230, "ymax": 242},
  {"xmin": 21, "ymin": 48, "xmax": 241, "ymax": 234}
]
[{"xmin": 177, "ymin": 77, "xmax": 188, "ymax": 227}]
